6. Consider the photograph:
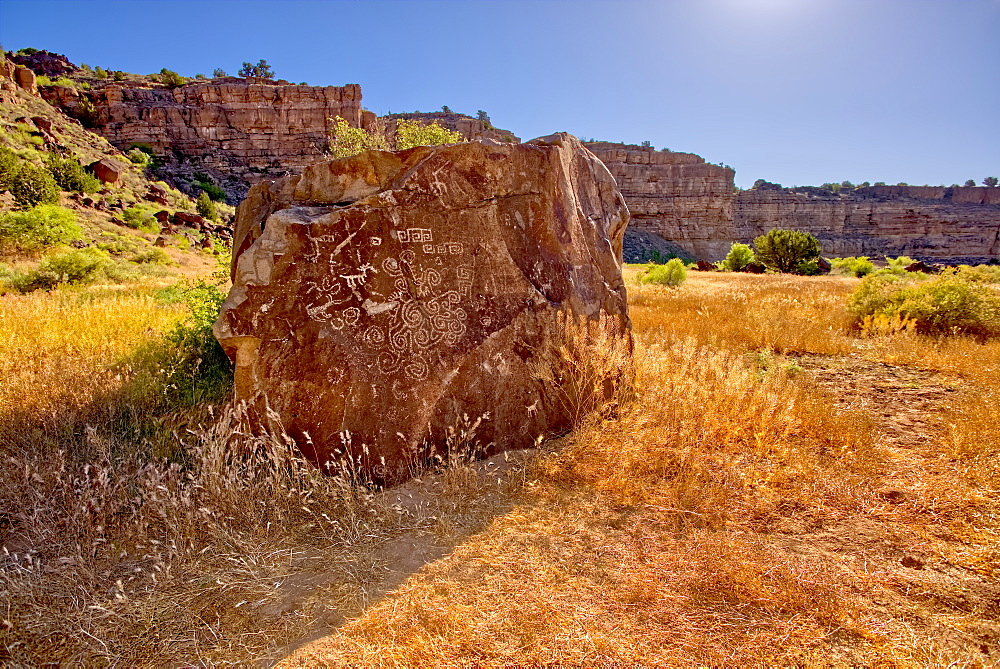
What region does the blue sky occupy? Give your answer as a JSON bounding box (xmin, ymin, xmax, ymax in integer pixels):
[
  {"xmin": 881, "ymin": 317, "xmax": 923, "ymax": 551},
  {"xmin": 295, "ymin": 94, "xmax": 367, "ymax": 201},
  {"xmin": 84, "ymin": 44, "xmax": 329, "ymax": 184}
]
[{"xmin": 1, "ymin": 0, "xmax": 996, "ymax": 188}]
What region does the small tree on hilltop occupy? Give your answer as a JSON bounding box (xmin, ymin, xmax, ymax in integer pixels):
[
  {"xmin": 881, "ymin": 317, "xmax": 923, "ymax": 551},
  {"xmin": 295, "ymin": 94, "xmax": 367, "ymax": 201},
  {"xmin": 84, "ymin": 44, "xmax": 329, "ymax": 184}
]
[
  {"xmin": 753, "ymin": 228, "xmax": 821, "ymax": 274},
  {"xmin": 159, "ymin": 68, "xmax": 185, "ymax": 88},
  {"xmin": 964, "ymin": 179, "xmax": 977, "ymax": 187},
  {"xmin": 984, "ymin": 176, "xmax": 999, "ymax": 187},
  {"xmin": 213, "ymin": 68, "xmax": 228, "ymax": 78},
  {"xmin": 476, "ymin": 109, "xmax": 495, "ymax": 130},
  {"xmin": 238, "ymin": 59, "xmax": 274, "ymax": 79}
]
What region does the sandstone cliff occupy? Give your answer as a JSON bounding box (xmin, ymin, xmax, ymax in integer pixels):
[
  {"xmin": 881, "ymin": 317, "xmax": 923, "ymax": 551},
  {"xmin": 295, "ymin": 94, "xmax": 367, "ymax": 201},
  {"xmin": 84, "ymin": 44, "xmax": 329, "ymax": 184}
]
[
  {"xmin": 585, "ymin": 142, "xmax": 737, "ymax": 261},
  {"xmin": 734, "ymin": 187, "xmax": 1000, "ymax": 263},
  {"xmin": 594, "ymin": 142, "xmax": 1000, "ymax": 263},
  {"xmin": 41, "ymin": 79, "xmax": 363, "ymax": 181}
]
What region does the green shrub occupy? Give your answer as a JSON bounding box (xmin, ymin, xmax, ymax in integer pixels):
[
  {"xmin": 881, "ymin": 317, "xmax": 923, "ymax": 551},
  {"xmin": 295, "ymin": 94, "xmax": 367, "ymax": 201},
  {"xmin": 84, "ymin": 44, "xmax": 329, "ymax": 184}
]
[
  {"xmin": 46, "ymin": 155, "xmax": 102, "ymax": 194},
  {"xmin": 8, "ymin": 162, "xmax": 60, "ymax": 209},
  {"xmin": 194, "ymin": 181, "xmax": 226, "ymax": 203},
  {"xmin": 795, "ymin": 259, "xmax": 822, "ymax": 276},
  {"xmin": 159, "ymin": 68, "xmax": 186, "ymax": 88},
  {"xmin": 36, "ymin": 75, "xmax": 76, "ymax": 88},
  {"xmin": 126, "ymin": 147, "xmax": 153, "ymax": 168},
  {"xmin": 0, "ymin": 204, "xmax": 82, "ymax": 253},
  {"xmin": 130, "ymin": 248, "xmax": 172, "ymax": 264},
  {"xmin": 163, "ymin": 280, "xmax": 233, "ymax": 404},
  {"xmin": 0, "ymin": 146, "xmax": 18, "ymax": 191},
  {"xmin": 20, "ymin": 247, "xmax": 112, "ymax": 291},
  {"xmin": 830, "ymin": 256, "xmax": 875, "ymax": 277},
  {"xmin": 719, "ymin": 242, "xmax": 755, "ymax": 272},
  {"xmin": 121, "ymin": 205, "xmax": 160, "ymax": 232},
  {"xmin": 196, "ymin": 191, "xmax": 219, "ymax": 221},
  {"xmin": 328, "ymin": 116, "xmax": 389, "ymax": 158},
  {"xmin": 848, "ymin": 273, "xmax": 1000, "ymax": 338},
  {"xmin": 395, "ymin": 119, "xmax": 464, "ymax": 150},
  {"xmin": 952, "ymin": 264, "xmax": 1000, "ymax": 284},
  {"xmin": 638, "ymin": 257, "xmax": 687, "ymax": 287},
  {"xmin": 753, "ymin": 228, "xmax": 821, "ymax": 274},
  {"xmin": 884, "ymin": 256, "xmax": 917, "ymax": 274}
]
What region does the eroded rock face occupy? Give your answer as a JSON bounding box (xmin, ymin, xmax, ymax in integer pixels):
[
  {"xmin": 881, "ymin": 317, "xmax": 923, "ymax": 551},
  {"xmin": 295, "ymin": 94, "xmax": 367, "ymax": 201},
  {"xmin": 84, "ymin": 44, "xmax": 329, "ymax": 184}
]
[
  {"xmin": 41, "ymin": 80, "xmax": 363, "ymax": 180},
  {"xmin": 735, "ymin": 188, "xmax": 1000, "ymax": 263},
  {"xmin": 591, "ymin": 142, "xmax": 1000, "ymax": 263},
  {"xmin": 586, "ymin": 142, "xmax": 737, "ymax": 261},
  {"xmin": 214, "ymin": 134, "xmax": 631, "ymax": 483}
]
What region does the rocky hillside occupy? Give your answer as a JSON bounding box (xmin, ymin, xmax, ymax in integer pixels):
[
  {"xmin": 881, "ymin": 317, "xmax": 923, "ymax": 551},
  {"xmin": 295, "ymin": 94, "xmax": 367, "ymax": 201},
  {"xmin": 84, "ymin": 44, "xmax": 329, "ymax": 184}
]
[
  {"xmin": 18, "ymin": 49, "xmax": 999, "ymax": 264},
  {"xmin": 34, "ymin": 55, "xmax": 517, "ymax": 205},
  {"xmin": 0, "ymin": 55, "xmax": 231, "ymax": 292}
]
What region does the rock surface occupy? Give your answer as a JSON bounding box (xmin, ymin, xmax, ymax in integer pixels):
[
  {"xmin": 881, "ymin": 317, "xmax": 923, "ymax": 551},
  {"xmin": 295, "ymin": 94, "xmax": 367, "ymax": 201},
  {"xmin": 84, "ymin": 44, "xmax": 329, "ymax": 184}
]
[
  {"xmin": 586, "ymin": 142, "xmax": 736, "ymax": 261},
  {"xmin": 41, "ymin": 80, "xmax": 364, "ymax": 180},
  {"xmin": 88, "ymin": 157, "xmax": 123, "ymax": 184},
  {"xmin": 735, "ymin": 187, "xmax": 1000, "ymax": 263},
  {"xmin": 592, "ymin": 142, "xmax": 1000, "ymax": 263},
  {"xmin": 214, "ymin": 133, "xmax": 632, "ymax": 483}
]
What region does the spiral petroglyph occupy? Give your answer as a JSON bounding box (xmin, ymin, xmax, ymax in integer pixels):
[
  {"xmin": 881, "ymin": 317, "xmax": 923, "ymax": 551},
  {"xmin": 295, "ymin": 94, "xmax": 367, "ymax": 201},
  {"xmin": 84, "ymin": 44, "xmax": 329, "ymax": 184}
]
[{"xmin": 215, "ymin": 133, "xmax": 632, "ymax": 483}]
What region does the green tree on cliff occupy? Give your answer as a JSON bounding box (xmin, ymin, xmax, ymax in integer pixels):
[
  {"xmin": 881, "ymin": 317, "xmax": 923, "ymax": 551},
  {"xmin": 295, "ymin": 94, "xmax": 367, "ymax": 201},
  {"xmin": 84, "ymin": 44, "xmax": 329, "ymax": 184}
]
[
  {"xmin": 238, "ymin": 60, "xmax": 274, "ymax": 79},
  {"xmin": 964, "ymin": 179, "xmax": 977, "ymax": 187},
  {"xmin": 984, "ymin": 176, "xmax": 999, "ymax": 187}
]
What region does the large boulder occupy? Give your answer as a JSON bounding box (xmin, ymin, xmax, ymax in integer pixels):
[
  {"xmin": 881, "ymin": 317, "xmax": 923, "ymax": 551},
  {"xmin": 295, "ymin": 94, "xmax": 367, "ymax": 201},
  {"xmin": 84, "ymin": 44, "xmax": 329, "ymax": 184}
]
[
  {"xmin": 88, "ymin": 158, "xmax": 124, "ymax": 184},
  {"xmin": 214, "ymin": 133, "xmax": 632, "ymax": 483}
]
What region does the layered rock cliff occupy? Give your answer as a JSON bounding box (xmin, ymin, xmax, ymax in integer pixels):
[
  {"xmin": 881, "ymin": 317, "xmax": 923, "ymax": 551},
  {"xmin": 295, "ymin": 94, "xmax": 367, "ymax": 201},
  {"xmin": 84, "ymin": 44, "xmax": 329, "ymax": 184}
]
[
  {"xmin": 585, "ymin": 143, "xmax": 737, "ymax": 261},
  {"xmin": 593, "ymin": 142, "xmax": 1000, "ymax": 263},
  {"xmin": 41, "ymin": 79, "xmax": 363, "ymax": 180},
  {"xmin": 735, "ymin": 187, "xmax": 1000, "ymax": 263}
]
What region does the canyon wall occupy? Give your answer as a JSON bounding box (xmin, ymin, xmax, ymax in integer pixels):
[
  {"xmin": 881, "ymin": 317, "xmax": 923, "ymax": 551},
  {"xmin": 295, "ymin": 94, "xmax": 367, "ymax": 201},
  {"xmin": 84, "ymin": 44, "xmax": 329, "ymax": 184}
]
[
  {"xmin": 593, "ymin": 143, "xmax": 1000, "ymax": 263},
  {"xmin": 734, "ymin": 188, "xmax": 1000, "ymax": 263},
  {"xmin": 33, "ymin": 72, "xmax": 1000, "ymax": 262},
  {"xmin": 42, "ymin": 79, "xmax": 363, "ymax": 179},
  {"xmin": 585, "ymin": 143, "xmax": 737, "ymax": 260}
]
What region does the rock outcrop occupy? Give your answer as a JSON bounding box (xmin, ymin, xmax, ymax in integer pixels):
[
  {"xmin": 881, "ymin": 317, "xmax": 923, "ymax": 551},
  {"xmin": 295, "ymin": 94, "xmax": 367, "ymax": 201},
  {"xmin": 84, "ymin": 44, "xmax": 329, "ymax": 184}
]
[
  {"xmin": 592, "ymin": 142, "xmax": 1000, "ymax": 263},
  {"xmin": 0, "ymin": 59, "xmax": 39, "ymax": 96},
  {"xmin": 41, "ymin": 80, "xmax": 363, "ymax": 180},
  {"xmin": 586, "ymin": 143, "xmax": 737, "ymax": 261},
  {"xmin": 734, "ymin": 187, "xmax": 1000, "ymax": 263},
  {"xmin": 9, "ymin": 50, "xmax": 76, "ymax": 77},
  {"xmin": 214, "ymin": 133, "xmax": 632, "ymax": 483}
]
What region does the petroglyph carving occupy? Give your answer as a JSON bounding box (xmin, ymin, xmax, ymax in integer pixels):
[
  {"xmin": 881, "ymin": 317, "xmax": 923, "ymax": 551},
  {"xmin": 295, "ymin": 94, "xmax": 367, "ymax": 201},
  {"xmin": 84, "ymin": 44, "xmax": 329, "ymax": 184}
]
[
  {"xmin": 397, "ymin": 228, "xmax": 432, "ymax": 243},
  {"xmin": 217, "ymin": 132, "xmax": 632, "ymax": 484}
]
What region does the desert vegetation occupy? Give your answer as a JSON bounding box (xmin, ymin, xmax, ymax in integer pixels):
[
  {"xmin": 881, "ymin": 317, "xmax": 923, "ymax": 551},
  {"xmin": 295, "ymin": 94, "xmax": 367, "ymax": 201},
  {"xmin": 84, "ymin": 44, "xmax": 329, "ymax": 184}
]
[
  {"xmin": 326, "ymin": 116, "xmax": 465, "ymax": 158},
  {"xmin": 2, "ymin": 258, "xmax": 998, "ymax": 664}
]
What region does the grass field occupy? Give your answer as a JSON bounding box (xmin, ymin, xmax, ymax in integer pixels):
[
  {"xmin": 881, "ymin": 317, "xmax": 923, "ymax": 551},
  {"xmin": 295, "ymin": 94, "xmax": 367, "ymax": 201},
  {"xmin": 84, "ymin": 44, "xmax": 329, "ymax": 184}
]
[{"xmin": 2, "ymin": 268, "xmax": 998, "ymax": 665}]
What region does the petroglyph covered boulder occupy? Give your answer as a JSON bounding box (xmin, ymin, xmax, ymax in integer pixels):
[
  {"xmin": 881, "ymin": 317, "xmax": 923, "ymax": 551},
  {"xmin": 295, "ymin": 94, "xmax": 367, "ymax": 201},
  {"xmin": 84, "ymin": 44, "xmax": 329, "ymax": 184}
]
[{"xmin": 214, "ymin": 133, "xmax": 631, "ymax": 483}]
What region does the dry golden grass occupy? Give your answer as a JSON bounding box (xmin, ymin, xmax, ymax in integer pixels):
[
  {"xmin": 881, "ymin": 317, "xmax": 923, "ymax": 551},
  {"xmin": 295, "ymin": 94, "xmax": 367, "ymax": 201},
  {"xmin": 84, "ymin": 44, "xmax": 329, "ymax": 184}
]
[
  {"xmin": 0, "ymin": 284, "xmax": 183, "ymax": 435},
  {"xmin": 3, "ymin": 269, "xmax": 999, "ymax": 665}
]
